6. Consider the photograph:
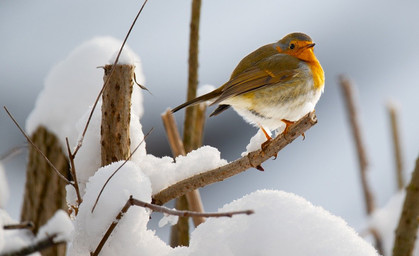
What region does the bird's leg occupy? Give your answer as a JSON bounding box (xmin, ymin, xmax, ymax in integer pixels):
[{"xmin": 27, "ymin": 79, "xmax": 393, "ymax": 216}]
[
  {"xmin": 260, "ymin": 126, "xmax": 277, "ymax": 160},
  {"xmin": 280, "ymin": 119, "xmax": 294, "ymax": 135},
  {"xmin": 280, "ymin": 119, "xmax": 305, "ymax": 139}
]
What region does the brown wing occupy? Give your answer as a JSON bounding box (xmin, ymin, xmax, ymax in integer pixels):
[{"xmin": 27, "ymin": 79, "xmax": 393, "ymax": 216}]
[{"xmin": 211, "ymin": 54, "xmax": 301, "ymax": 106}]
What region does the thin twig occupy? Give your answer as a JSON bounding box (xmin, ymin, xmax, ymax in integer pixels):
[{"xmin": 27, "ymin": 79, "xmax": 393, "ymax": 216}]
[
  {"xmin": 91, "ymin": 128, "xmax": 153, "ymax": 213},
  {"xmin": 162, "ymin": 110, "xmax": 205, "ymax": 226},
  {"xmin": 91, "ymin": 195, "xmax": 253, "ymax": 256},
  {"xmin": 3, "ymin": 221, "xmax": 34, "ymax": 230},
  {"xmin": 339, "ymin": 75, "xmax": 383, "ymax": 255},
  {"xmin": 339, "ymin": 76, "xmax": 375, "ymax": 214},
  {"xmin": 393, "ymin": 156, "xmax": 419, "ymax": 256},
  {"xmin": 0, "ymin": 234, "xmax": 65, "ymax": 256},
  {"xmin": 387, "ymin": 102, "xmax": 405, "ymax": 190},
  {"xmin": 0, "ymin": 144, "xmax": 26, "ymax": 161},
  {"xmin": 72, "ymin": 0, "xmax": 149, "ymax": 157},
  {"xmin": 131, "ymin": 196, "xmax": 253, "ymax": 217},
  {"xmin": 153, "ymin": 111, "xmax": 318, "ymax": 205},
  {"xmin": 66, "ymin": 137, "xmax": 82, "ymax": 206},
  {"xmin": 3, "ymin": 106, "xmax": 71, "ymax": 184}
]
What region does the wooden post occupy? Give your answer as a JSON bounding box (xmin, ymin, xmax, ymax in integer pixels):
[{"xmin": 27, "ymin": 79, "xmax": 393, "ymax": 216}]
[
  {"xmin": 21, "ymin": 126, "xmax": 69, "ymax": 256},
  {"xmin": 101, "ymin": 64, "xmax": 135, "ymax": 166}
]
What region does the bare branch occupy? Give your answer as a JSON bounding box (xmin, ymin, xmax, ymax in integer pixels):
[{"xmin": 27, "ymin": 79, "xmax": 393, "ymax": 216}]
[
  {"xmin": 92, "ymin": 195, "xmax": 253, "ymax": 256},
  {"xmin": 0, "ymin": 144, "xmax": 26, "ymax": 162},
  {"xmin": 339, "ymin": 76, "xmax": 375, "ymax": 214},
  {"xmin": 131, "ymin": 197, "xmax": 253, "ymax": 218},
  {"xmin": 393, "ymin": 156, "xmax": 419, "ymax": 256},
  {"xmin": 91, "ymin": 128, "xmax": 153, "ymax": 213},
  {"xmin": 153, "ymin": 111, "xmax": 317, "ymax": 205},
  {"xmin": 339, "ymin": 75, "xmax": 383, "ymax": 255},
  {"xmin": 0, "ymin": 234, "xmax": 65, "ymax": 256},
  {"xmin": 3, "ymin": 106, "xmax": 71, "ymax": 184},
  {"xmin": 3, "ymin": 221, "xmax": 34, "ymax": 230},
  {"xmin": 387, "ymin": 101, "xmax": 405, "ymax": 190},
  {"xmin": 66, "ymin": 137, "xmax": 82, "ymax": 207}
]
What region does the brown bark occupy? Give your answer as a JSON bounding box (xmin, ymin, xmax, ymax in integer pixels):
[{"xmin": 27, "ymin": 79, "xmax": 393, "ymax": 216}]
[
  {"xmin": 21, "ymin": 126, "xmax": 69, "ymax": 256},
  {"xmin": 101, "ymin": 64, "xmax": 134, "ymax": 166},
  {"xmin": 393, "ymin": 157, "xmax": 419, "ymax": 256}
]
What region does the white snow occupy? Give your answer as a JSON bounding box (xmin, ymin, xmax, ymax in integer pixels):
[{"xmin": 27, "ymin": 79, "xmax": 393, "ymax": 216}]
[
  {"xmin": 158, "ymin": 213, "xmax": 179, "ymax": 228},
  {"xmin": 197, "ymin": 84, "xmax": 216, "ymax": 97},
  {"xmin": 109, "ymin": 49, "xmax": 136, "ymax": 65},
  {"xmin": 68, "ymin": 161, "xmax": 170, "ymax": 256},
  {"xmin": 141, "ymin": 146, "xmax": 227, "ymax": 194},
  {"xmin": 241, "ymin": 128, "xmax": 271, "ymax": 156},
  {"xmin": 172, "ymin": 190, "xmax": 379, "ymax": 256},
  {"xmin": 0, "ymin": 209, "xmax": 39, "ymax": 255},
  {"xmin": 369, "ymin": 190, "xmax": 419, "ymax": 255},
  {"xmin": 0, "ymin": 163, "xmax": 9, "ymax": 208},
  {"xmin": 25, "ymin": 36, "xmax": 145, "ymax": 155},
  {"xmin": 36, "ymin": 210, "xmax": 74, "ymax": 243}
]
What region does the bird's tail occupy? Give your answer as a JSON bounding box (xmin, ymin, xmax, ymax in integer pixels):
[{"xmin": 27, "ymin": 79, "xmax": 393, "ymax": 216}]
[{"xmin": 172, "ymin": 89, "xmax": 221, "ymax": 113}]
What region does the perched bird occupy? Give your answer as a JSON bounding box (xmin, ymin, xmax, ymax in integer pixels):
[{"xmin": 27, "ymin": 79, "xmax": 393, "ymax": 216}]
[{"xmin": 173, "ymin": 32, "xmax": 324, "ymax": 141}]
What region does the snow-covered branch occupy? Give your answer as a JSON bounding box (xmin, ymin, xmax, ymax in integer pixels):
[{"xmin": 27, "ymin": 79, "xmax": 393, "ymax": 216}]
[{"xmin": 152, "ymin": 111, "xmax": 317, "ymax": 205}]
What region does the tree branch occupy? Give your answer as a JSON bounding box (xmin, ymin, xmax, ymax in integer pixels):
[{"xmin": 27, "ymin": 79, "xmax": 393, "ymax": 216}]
[
  {"xmin": 152, "ymin": 111, "xmax": 317, "ymax": 205},
  {"xmin": 3, "ymin": 221, "xmax": 34, "ymax": 230},
  {"xmin": 387, "ymin": 102, "xmax": 405, "ymax": 190},
  {"xmin": 0, "ymin": 234, "xmax": 65, "ymax": 256},
  {"xmin": 91, "ymin": 195, "xmax": 253, "ymax": 256},
  {"xmin": 392, "ymin": 156, "xmax": 419, "ymax": 256},
  {"xmin": 339, "ymin": 75, "xmax": 375, "ymax": 214}
]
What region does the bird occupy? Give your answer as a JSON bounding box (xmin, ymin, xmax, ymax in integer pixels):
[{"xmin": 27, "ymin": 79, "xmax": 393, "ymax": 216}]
[{"xmin": 172, "ymin": 32, "xmax": 324, "ymax": 142}]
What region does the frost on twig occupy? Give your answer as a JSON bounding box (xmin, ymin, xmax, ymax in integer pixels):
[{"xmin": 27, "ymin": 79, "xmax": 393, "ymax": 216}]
[{"xmin": 153, "ymin": 111, "xmax": 318, "ymax": 205}]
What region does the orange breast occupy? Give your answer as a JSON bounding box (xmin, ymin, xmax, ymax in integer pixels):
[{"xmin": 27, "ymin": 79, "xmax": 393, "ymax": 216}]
[{"xmin": 308, "ymin": 60, "xmax": 325, "ymax": 90}]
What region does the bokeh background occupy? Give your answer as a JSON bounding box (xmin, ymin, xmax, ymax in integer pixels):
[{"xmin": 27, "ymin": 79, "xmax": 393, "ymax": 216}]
[{"xmin": 1, "ymin": 0, "xmax": 419, "ymax": 243}]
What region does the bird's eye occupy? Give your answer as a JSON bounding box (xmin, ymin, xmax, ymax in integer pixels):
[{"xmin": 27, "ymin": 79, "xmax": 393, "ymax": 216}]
[{"xmin": 289, "ymin": 43, "xmax": 295, "ymax": 50}]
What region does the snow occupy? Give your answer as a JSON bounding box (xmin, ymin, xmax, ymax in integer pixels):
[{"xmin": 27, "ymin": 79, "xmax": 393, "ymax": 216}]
[
  {"xmin": 197, "ymin": 84, "xmax": 216, "ymax": 97},
  {"xmin": 0, "ymin": 209, "xmax": 39, "ymax": 256},
  {"xmin": 158, "ymin": 213, "xmax": 179, "ymax": 228},
  {"xmin": 0, "ymin": 163, "xmax": 9, "ymax": 208},
  {"xmin": 25, "ymin": 36, "xmax": 145, "ymax": 155},
  {"xmin": 36, "ymin": 210, "xmax": 74, "ymax": 243},
  {"xmin": 140, "ymin": 146, "xmax": 227, "ymax": 194},
  {"xmin": 369, "ymin": 190, "xmax": 419, "ymax": 255},
  {"xmin": 68, "ymin": 161, "xmax": 171, "ymax": 256},
  {"xmin": 109, "ymin": 49, "xmax": 136, "ymax": 65},
  {"xmin": 173, "ymin": 190, "xmax": 379, "ymax": 256},
  {"xmin": 241, "ymin": 128, "xmax": 271, "ymax": 156}
]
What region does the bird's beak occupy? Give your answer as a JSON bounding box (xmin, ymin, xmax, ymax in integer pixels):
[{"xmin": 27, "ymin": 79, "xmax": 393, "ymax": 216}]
[{"xmin": 307, "ymin": 43, "xmax": 315, "ymax": 48}]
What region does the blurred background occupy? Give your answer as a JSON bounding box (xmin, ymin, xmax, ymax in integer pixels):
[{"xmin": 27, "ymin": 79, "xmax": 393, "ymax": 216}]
[{"xmin": 1, "ymin": 0, "xmax": 419, "ymax": 243}]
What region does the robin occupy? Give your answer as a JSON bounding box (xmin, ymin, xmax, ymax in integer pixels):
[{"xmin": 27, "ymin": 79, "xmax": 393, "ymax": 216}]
[{"xmin": 173, "ymin": 32, "xmax": 324, "ymax": 142}]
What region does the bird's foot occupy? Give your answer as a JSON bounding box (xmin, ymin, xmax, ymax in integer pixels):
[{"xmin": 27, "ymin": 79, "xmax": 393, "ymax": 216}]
[{"xmin": 259, "ymin": 126, "xmax": 277, "ymax": 160}]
